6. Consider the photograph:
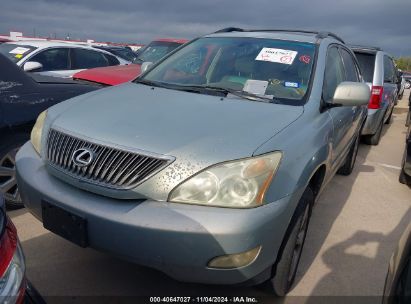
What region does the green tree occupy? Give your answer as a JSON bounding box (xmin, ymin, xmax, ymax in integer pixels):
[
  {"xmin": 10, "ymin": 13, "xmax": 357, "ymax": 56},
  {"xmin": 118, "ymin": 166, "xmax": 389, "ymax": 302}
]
[{"xmin": 395, "ymin": 57, "xmax": 411, "ymax": 71}]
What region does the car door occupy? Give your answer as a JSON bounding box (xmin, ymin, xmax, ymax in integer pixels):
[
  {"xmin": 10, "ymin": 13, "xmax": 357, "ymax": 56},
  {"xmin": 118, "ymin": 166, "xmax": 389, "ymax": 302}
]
[
  {"xmin": 323, "ymin": 46, "xmax": 355, "ymax": 169},
  {"xmin": 28, "ymin": 47, "xmax": 71, "ymax": 77},
  {"xmin": 382, "ymin": 55, "xmax": 398, "ymax": 120}
]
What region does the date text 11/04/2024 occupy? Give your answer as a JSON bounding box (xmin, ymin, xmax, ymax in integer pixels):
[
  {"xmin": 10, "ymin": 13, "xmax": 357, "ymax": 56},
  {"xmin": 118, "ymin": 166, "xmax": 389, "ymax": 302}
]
[{"xmin": 149, "ymin": 297, "xmax": 259, "ymax": 303}]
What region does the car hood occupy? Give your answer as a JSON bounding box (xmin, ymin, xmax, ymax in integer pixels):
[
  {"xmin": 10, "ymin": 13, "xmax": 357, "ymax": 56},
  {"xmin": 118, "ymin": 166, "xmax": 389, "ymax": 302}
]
[
  {"xmin": 73, "ymin": 64, "xmax": 142, "ymax": 86},
  {"xmin": 48, "ymin": 83, "xmax": 303, "ymax": 199}
]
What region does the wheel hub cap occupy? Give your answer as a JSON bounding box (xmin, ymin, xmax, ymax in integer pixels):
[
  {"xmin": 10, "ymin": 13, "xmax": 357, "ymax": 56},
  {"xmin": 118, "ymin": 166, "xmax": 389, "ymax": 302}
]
[{"xmin": 0, "ymin": 148, "xmax": 21, "ymax": 203}]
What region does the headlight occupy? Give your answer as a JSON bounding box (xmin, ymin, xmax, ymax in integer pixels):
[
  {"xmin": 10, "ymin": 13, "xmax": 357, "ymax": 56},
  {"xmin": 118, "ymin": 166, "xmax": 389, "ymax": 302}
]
[
  {"xmin": 30, "ymin": 110, "xmax": 47, "ymax": 155},
  {"xmin": 169, "ymin": 152, "xmax": 282, "ymax": 208}
]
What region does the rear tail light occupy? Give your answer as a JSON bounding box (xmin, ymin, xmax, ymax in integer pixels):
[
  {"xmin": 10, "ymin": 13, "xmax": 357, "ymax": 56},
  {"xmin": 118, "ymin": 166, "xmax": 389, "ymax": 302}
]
[
  {"xmin": 368, "ymin": 86, "xmax": 383, "ymax": 109},
  {"xmin": 0, "ymin": 216, "xmax": 26, "ymax": 303}
]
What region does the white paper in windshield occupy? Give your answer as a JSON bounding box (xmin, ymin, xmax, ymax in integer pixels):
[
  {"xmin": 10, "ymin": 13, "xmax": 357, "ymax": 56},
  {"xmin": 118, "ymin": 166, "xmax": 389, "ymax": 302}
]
[
  {"xmin": 255, "ymin": 48, "xmax": 298, "ymax": 65},
  {"xmin": 243, "ymin": 80, "xmax": 268, "ymax": 95},
  {"xmin": 9, "ymin": 47, "xmax": 30, "ymax": 55}
]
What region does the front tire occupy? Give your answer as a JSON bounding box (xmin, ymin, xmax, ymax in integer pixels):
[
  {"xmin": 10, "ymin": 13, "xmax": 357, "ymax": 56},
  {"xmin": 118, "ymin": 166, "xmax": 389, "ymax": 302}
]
[
  {"xmin": 0, "ymin": 132, "xmax": 29, "ymax": 209},
  {"xmin": 262, "ymin": 187, "xmax": 314, "ymax": 296},
  {"xmin": 337, "ymin": 133, "xmax": 360, "ymax": 176}
]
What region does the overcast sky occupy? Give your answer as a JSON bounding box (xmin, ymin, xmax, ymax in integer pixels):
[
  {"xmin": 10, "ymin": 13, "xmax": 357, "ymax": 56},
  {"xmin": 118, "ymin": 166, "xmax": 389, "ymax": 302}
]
[{"xmin": 1, "ymin": 0, "xmax": 410, "ymax": 56}]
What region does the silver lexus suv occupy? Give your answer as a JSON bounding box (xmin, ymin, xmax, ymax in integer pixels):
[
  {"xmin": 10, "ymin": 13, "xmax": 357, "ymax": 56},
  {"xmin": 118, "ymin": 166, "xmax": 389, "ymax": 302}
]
[
  {"xmin": 350, "ymin": 46, "xmax": 399, "ymax": 145},
  {"xmin": 16, "ymin": 28, "xmax": 369, "ymax": 295}
]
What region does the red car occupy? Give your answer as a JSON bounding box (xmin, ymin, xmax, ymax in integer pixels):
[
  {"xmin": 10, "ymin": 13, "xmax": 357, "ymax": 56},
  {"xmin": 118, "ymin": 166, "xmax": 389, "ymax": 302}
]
[{"xmin": 73, "ymin": 38, "xmax": 188, "ymax": 86}]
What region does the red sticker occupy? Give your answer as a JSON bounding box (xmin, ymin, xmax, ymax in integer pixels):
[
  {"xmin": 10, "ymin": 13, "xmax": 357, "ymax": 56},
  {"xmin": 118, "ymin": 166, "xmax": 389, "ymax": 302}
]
[{"xmin": 299, "ymin": 55, "xmax": 311, "ymax": 64}]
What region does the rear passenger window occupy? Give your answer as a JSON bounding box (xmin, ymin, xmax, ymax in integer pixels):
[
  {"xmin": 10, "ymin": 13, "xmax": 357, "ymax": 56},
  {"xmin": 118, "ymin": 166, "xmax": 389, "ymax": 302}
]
[
  {"xmin": 105, "ymin": 54, "xmax": 120, "ymax": 66},
  {"xmin": 72, "ymin": 49, "xmax": 110, "ymax": 69},
  {"xmin": 323, "ymin": 47, "xmax": 345, "ymax": 102},
  {"xmin": 340, "ymin": 49, "xmax": 359, "ymax": 82},
  {"xmin": 384, "ymin": 55, "xmax": 395, "ymax": 83}
]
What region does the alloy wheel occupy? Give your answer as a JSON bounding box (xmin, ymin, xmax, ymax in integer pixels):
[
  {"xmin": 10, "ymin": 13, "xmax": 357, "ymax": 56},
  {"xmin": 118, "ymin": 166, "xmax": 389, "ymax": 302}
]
[{"xmin": 0, "ymin": 148, "xmax": 21, "ymax": 204}]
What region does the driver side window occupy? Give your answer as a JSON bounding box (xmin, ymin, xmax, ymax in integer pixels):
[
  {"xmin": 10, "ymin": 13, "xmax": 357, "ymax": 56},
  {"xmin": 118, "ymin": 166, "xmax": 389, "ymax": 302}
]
[
  {"xmin": 323, "ymin": 46, "xmax": 345, "ymax": 102},
  {"xmin": 30, "ymin": 48, "xmax": 70, "ymax": 71}
]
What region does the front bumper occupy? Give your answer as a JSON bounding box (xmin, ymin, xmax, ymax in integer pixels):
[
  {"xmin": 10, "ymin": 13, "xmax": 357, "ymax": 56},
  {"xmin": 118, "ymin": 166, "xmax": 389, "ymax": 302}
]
[
  {"xmin": 16, "ymin": 143, "xmax": 300, "ymax": 285},
  {"xmin": 361, "ymin": 108, "xmax": 386, "ymax": 135}
]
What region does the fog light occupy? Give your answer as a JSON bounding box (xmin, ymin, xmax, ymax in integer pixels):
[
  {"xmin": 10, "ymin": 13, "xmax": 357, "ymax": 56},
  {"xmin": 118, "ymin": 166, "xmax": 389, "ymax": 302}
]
[{"xmin": 208, "ymin": 246, "xmax": 261, "ymax": 269}]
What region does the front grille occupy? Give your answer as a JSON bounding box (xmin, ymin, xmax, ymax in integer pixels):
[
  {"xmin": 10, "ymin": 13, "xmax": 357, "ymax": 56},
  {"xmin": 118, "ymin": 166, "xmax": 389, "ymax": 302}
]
[{"xmin": 46, "ymin": 129, "xmax": 171, "ymax": 189}]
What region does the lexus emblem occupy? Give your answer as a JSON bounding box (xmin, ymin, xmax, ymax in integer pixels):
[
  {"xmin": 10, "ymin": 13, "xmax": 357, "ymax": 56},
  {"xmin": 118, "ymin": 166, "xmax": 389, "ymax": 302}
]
[{"xmin": 72, "ymin": 148, "xmax": 94, "ymax": 167}]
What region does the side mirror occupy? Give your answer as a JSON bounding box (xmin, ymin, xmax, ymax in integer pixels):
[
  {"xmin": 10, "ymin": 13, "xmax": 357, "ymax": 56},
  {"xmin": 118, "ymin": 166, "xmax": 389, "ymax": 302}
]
[
  {"xmin": 23, "ymin": 61, "xmax": 43, "ymax": 72},
  {"xmin": 141, "ymin": 62, "xmax": 153, "ymax": 73},
  {"xmin": 331, "ymin": 82, "xmax": 370, "ymax": 106}
]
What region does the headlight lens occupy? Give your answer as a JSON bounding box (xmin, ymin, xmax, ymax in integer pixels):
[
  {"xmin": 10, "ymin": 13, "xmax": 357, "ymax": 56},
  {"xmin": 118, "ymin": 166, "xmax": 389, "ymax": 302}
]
[
  {"xmin": 169, "ymin": 152, "xmax": 282, "ymax": 208},
  {"xmin": 30, "ymin": 110, "xmax": 47, "ymax": 155}
]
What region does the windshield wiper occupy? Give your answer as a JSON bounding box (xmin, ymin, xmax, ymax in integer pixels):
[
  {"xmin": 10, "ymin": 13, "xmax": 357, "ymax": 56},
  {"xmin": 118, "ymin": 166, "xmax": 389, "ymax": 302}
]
[
  {"xmin": 134, "ymin": 78, "xmax": 170, "ymax": 88},
  {"xmin": 172, "ymin": 84, "xmax": 278, "ymax": 103},
  {"xmin": 133, "ymin": 81, "xmax": 278, "ymax": 103}
]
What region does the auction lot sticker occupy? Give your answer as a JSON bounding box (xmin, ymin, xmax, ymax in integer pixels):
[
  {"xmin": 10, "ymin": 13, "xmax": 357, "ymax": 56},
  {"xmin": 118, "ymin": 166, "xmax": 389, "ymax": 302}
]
[
  {"xmin": 256, "ymin": 48, "xmax": 298, "ymax": 65},
  {"xmin": 9, "ymin": 47, "xmax": 30, "ymax": 55}
]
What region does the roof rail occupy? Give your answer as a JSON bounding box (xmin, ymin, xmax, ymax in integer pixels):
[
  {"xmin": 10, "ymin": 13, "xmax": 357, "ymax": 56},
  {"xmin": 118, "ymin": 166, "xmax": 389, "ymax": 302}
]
[
  {"xmin": 348, "ymin": 44, "xmax": 382, "ymax": 51},
  {"xmin": 212, "ymin": 28, "xmax": 344, "ymax": 43},
  {"xmin": 315, "ymin": 31, "xmax": 345, "ymax": 43}
]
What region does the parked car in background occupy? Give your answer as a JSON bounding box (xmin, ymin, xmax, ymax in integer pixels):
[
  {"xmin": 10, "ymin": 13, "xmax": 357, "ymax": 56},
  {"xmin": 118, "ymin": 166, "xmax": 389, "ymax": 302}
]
[
  {"xmin": 0, "ymin": 40, "xmax": 129, "ymax": 78},
  {"xmin": 0, "ymin": 53, "xmax": 100, "ymax": 209},
  {"xmin": 398, "ymin": 71, "xmax": 405, "ymax": 100},
  {"xmin": 16, "ymin": 28, "xmax": 370, "ymax": 295},
  {"xmin": 0, "ymin": 38, "xmax": 11, "ymax": 44},
  {"xmin": 351, "ymin": 46, "xmax": 399, "ymax": 145},
  {"xmin": 399, "ymin": 94, "xmax": 411, "ymax": 186},
  {"xmin": 73, "ymin": 38, "xmax": 188, "ymax": 86},
  {"xmin": 0, "ymin": 195, "xmax": 45, "ymax": 303},
  {"xmin": 403, "ymin": 73, "xmax": 411, "ymax": 89},
  {"xmin": 93, "ymin": 45, "xmax": 139, "ymax": 63},
  {"xmin": 383, "ymin": 222, "xmax": 411, "ymax": 304}
]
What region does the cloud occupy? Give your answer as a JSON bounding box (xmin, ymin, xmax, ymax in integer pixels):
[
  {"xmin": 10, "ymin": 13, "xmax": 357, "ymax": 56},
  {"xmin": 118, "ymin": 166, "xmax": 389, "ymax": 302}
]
[{"xmin": 0, "ymin": 0, "xmax": 410, "ymax": 56}]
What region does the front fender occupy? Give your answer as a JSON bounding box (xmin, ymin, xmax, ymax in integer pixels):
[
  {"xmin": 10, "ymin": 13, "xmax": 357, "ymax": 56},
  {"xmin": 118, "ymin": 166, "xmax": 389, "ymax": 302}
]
[{"xmin": 253, "ymin": 108, "xmax": 332, "ymax": 204}]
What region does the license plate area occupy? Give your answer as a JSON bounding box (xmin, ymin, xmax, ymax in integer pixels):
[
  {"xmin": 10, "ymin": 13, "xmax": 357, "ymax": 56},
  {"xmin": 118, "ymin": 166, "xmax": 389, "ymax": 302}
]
[{"xmin": 42, "ymin": 201, "xmax": 88, "ymax": 247}]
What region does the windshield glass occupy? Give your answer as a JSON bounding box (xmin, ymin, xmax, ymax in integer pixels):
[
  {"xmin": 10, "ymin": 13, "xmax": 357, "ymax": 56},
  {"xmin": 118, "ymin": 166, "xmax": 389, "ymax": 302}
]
[
  {"xmin": 136, "ymin": 41, "xmax": 183, "ymax": 63},
  {"xmin": 140, "ymin": 37, "xmax": 316, "ymax": 104},
  {"xmin": 0, "ymin": 43, "xmax": 37, "ymax": 63}
]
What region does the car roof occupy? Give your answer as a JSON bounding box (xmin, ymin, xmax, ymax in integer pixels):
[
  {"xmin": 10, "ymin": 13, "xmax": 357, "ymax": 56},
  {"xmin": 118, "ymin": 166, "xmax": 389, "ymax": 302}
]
[
  {"xmin": 5, "ymin": 40, "xmax": 97, "ymax": 50},
  {"xmin": 95, "ymin": 45, "xmax": 129, "ymax": 50},
  {"xmin": 154, "ymin": 38, "xmax": 189, "ymax": 44},
  {"xmin": 205, "ymin": 28, "xmax": 344, "ymax": 44}
]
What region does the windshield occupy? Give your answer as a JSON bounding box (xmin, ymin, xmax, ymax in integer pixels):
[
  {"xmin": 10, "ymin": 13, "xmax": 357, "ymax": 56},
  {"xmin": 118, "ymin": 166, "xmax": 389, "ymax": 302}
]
[
  {"xmin": 140, "ymin": 37, "xmax": 316, "ymax": 104},
  {"xmin": 0, "ymin": 43, "xmax": 37, "ymax": 63},
  {"xmin": 136, "ymin": 41, "xmax": 183, "ymax": 63}
]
